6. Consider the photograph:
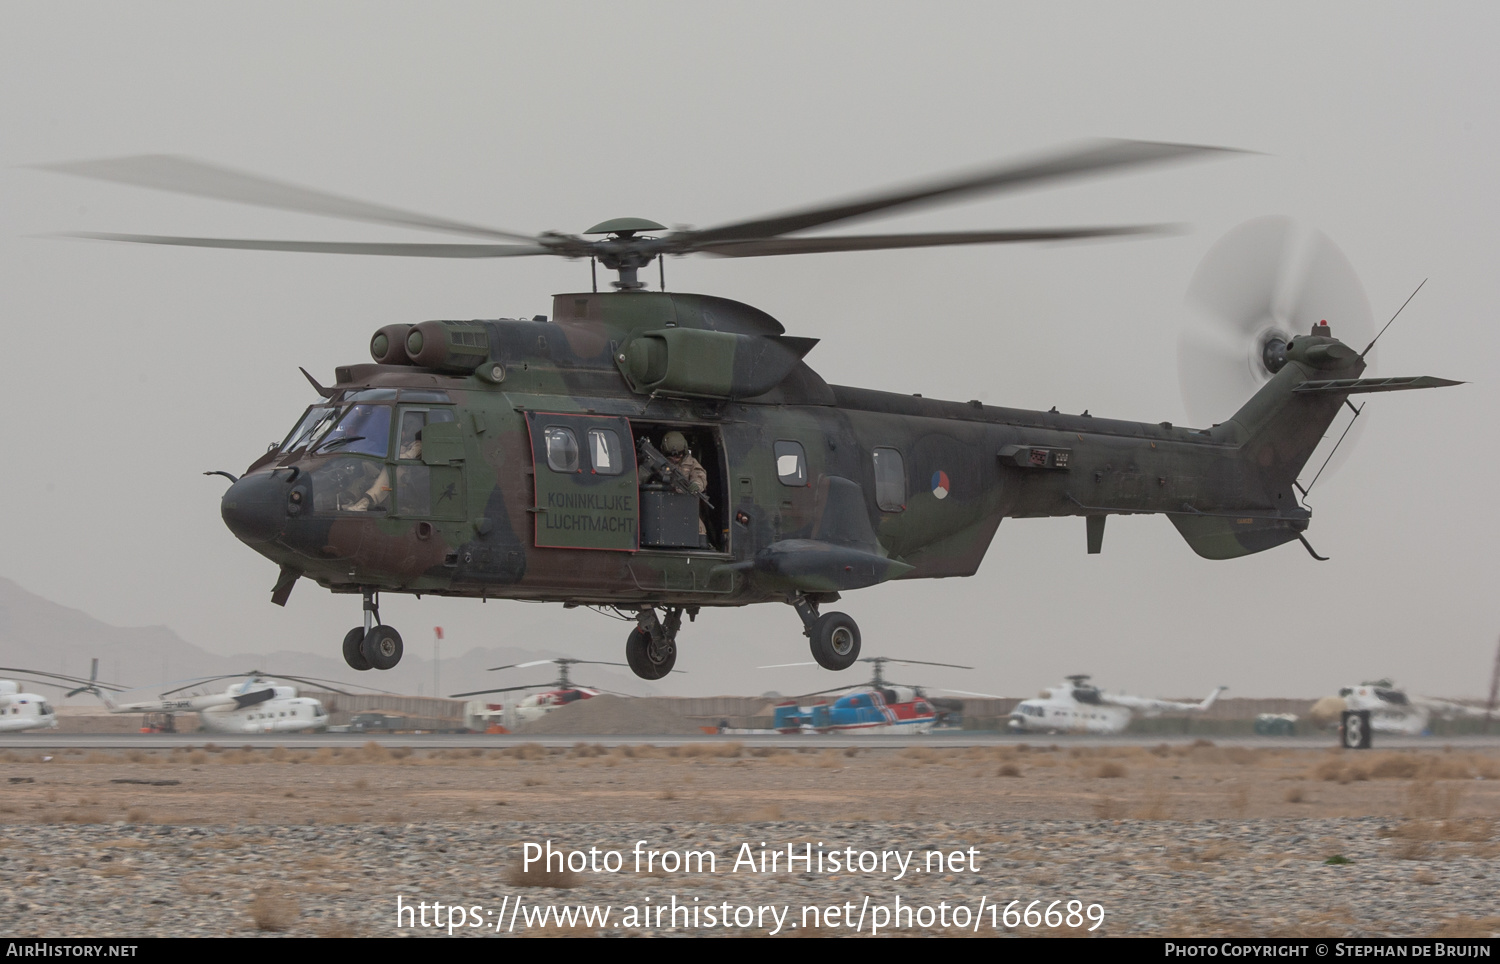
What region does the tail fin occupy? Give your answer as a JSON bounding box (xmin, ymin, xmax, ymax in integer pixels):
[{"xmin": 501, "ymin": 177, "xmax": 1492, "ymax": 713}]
[
  {"xmin": 1171, "ymin": 326, "xmax": 1456, "ymax": 560},
  {"xmin": 1196, "ymin": 686, "xmax": 1226, "ymax": 712},
  {"xmin": 66, "ymin": 657, "xmax": 117, "ymax": 710}
]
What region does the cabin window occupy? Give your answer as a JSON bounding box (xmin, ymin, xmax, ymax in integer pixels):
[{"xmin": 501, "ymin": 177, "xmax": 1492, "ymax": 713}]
[
  {"xmin": 544, "ymin": 427, "xmax": 580, "ymax": 473},
  {"xmin": 872, "ymin": 447, "xmax": 905, "ymax": 511},
  {"xmin": 588, "ymin": 428, "xmax": 623, "ymax": 476},
  {"xmin": 774, "ymin": 441, "xmax": 807, "ymax": 486}
]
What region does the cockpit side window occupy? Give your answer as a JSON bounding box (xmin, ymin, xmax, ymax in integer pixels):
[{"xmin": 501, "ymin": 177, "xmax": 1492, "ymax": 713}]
[{"xmin": 397, "ymin": 408, "xmax": 457, "ymax": 460}]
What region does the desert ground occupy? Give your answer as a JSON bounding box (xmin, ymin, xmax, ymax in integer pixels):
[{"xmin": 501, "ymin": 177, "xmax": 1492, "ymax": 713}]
[{"xmin": 1, "ymin": 741, "xmax": 1496, "ymax": 938}]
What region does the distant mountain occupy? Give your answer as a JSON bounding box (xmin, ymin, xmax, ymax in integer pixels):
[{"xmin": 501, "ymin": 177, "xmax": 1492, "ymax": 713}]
[{"xmin": 0, "ymin": 576, "xmax": 650, "ymax": 702}]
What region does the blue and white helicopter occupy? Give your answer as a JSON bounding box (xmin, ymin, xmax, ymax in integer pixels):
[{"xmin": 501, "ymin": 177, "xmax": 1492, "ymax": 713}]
[{"xmin": 764, "ymin": 657, "xmax": 999, "ymax": 735}]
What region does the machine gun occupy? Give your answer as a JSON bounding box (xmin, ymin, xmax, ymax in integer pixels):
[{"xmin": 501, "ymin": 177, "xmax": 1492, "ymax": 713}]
[{"xmin": 638, "ymin": 437, "xmax": 714, "ymax": 510}]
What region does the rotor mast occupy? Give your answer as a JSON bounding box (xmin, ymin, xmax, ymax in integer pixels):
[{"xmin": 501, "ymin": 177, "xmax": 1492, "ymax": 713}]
[{"xmin": 584, "ymin": 219, "xmax": 667, "ymax": 291}]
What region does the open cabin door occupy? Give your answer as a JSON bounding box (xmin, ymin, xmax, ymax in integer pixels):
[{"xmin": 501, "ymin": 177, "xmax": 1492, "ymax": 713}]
[{"xmin": 525, "ymin": 412, "xmax": 639, "ymax": 551}]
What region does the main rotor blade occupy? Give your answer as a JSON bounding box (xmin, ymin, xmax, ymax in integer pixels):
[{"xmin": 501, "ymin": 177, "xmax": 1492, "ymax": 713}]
[
  {"xmin": 450, "ymin": 683, "xmax": 552, "ymax": 698},
  {"xmin": 860, "ymin": 657, "xmax": 975, "ymax": 670},
  {"xmin": 683, "ymin": 139, "xmax": 1243, "ymax": 246},
  {"xmin": 695, "ymin": 225, "xmax": 1171, "ymax": 258},
  {"xmin": 37, "ymin": 155, "xmax": 539, "ymax": 242},
  {"xmin": 487, "ymin": 659, "xmax": 565, "ymax": 673},
  {"xmin": 0, "ymin": 666, "xmax": 127, "ymax": 690},
  {"xmin": 60, "ymin": 233, "xmax": 553, "ymax": 258}
]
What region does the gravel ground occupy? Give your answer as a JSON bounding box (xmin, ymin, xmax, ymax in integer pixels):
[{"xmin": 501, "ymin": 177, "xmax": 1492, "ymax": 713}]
[{"xmin": 0, "ymin": 742, "xmax": 1495, "ymax": 938}]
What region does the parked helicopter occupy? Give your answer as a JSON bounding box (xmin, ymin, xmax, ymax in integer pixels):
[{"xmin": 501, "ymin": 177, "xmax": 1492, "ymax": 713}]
[
  {"xmin": 0, "ymin": 666, "xmax": 131, "ymax": 733},
  {"xmin": 40, "ymin": 141, "xmax": 1459, "ymax": 680},
  {"xmin": 1008, "ymin": 675, "xmax": 1226, "ymax": 735},
  {"xmin": 765, "ymin": 656, "xmax": 993, "ymax": 735},
  {"xmin": 1332, "ymin": 680, "xmax": 1488, "ymax": 736},
  {"xmin": 450, "ymin": 657, "xmax": 635, "ymax": 729},
  {"xmin": 70, "ymin": 661, "xmax": 335, "ymax": 734}
]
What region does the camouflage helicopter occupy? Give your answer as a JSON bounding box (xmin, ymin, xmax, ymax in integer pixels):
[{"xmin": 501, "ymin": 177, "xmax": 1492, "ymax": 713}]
[{"xmin": 41, "ymin": 141, "xmax": 1459, "ymax": 680}]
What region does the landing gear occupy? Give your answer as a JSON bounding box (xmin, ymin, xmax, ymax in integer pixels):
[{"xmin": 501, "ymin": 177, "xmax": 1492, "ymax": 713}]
[
  {"xmin": 626, "ymin": 607, "xmax": 681, "ymax": 680},
  {"xmin": 362, "ymin": 626, "xmax": 404, "ymax": 671},
  {"xmin": 342, "ymin": 627, "xmax": 371, "ymax": 671},
  {"xmin": 790, "ymin": 594, "xmax": 861, "ymax": 670},
  {"xmin": 341, "ymin": 589, "xmax": 405, "ymax": 671}
]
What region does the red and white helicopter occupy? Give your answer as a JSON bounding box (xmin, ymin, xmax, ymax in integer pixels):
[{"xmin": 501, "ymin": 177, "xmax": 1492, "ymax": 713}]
[{"xmin": 451, "ymin": 657, "xmax": 637, "ymax": 731}]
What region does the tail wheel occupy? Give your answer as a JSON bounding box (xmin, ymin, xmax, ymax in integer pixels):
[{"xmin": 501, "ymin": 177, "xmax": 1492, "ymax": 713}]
[
  {"xmin": 809, "ymin": 612, "xmax": 860, "ymax": 670},
  {"xmin": 362, "ymin": 625, "xmax": 404, "ymax": 671},
  {"xmin": 626, "ymin": 627, "xmax": 675, "ymax": 680},
  {"xmin": 342, "ymin": 627, "xmax": 372, "ymax": 671}
]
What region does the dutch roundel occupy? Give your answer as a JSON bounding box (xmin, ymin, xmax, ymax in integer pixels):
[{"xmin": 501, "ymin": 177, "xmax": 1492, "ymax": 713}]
[{"xmin": 930, "ymin": 470, "xmax": 950, "ymax": 500}]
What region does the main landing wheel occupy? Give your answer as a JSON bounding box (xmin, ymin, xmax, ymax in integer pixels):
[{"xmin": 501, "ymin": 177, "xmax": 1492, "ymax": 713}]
[
  {"xmin": 342, "ymin": 627, "xmax": 371, "ymax": 671},
  {"xmin": 809, "ymin": 612, "xmax": 860, "ymax": 671},
  {"xmin": 625, "ymin": 627, "xmax": 676, "ymax": 680},
  {"xmin": 362, "ymin": 625, "xmax": 404, "ymax": 671}
]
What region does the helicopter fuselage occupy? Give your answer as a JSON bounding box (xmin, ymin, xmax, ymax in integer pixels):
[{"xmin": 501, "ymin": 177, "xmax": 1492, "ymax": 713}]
[
  {"xmin": 223, "ymin": 290, "xmax": 1359, "ymax": 618},
  {"xmin": 0, "ymin": 682, "xmax": 58, "ymax": 733}
]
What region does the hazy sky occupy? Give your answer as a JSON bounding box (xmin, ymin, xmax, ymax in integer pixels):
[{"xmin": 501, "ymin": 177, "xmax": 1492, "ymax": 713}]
[{"xmin": 1, "ymin": 2, "xmax": 1495, "ymax": 700}]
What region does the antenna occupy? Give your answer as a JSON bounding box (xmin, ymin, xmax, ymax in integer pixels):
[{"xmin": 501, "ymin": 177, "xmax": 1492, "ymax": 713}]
[{"xmin": 1361, "ymin": 278, "xmax": 1427, "ymax": 358}]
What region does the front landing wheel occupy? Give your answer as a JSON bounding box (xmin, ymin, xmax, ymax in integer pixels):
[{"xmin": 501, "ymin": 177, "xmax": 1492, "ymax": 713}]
[
  {"xmin": 362, "ymin": 625, "xmax": 404, "ymax": 671},
  {"xmin": 626, "ymin": 627, "xmax": 676, "ymax": 680},
  {"xmin": 342, "ymin": 627, "xmax": 372, "ymax": 671},
  {"xmin": 809, "ymin": 612, "xmax": 860, "ymax": 670}
]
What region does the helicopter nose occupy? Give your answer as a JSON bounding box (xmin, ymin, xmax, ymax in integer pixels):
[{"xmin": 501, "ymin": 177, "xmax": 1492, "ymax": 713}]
[{"xmin": 221, "ymin": 473, "xmax": 288, "ymax": 545}]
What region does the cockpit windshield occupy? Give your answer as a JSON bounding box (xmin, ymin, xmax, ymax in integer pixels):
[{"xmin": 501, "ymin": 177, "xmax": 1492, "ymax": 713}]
[
  {"xmin": 316, "ymin": 405, "xmax": 392, "ymax": 458},
  {"xmin": 280, "ymin": 405, "xmax": 340, "ymax": 453},
  {"xmin": 280, "ymin": 403, "xmax": 392, "ymax": 459}
]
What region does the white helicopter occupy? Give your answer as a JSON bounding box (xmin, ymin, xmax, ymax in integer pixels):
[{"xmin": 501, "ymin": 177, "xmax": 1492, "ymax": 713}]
[
  {"xmin": 0, "ymin": 680, "xmax": 57, "ymax": 732},
  {"xmin": 72, "ymin": 661, "xmax": 335, "ymax": 734},
  {"xmin": 0, "ymin": 666, "xmax": 132, "ymax": 733},
  {"xmin": 1008, "ymin": 675, "xmax": 1226, "ymax": 735},
  {"xmin": 1335, "ymin": 680, "xmax": 1488, "ymax": 736}
]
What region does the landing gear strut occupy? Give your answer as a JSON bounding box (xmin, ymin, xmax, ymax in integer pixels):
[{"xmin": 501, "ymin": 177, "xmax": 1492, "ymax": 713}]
[
  {"xmin": 626, "ymin": 606, "xmax": 682, "ymax": 680},
  {"xmin": 342, "ymin": 589, "xmax": 405, "ymax": 672},
  {"xmin": 791, "ymin": 594, "xmax": 861, "ymax": 670}
]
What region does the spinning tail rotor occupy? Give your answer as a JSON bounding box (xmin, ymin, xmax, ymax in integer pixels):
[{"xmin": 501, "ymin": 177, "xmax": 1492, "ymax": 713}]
[{"xmin": 1179, "ymin": 217, "xmax": 1377, "ymax": 483}]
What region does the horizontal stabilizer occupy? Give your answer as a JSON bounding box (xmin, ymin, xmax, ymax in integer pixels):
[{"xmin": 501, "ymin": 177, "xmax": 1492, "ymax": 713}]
[{"xmin": 1292, "ymin": 376, "xmax": 1462, "ymax": 395}]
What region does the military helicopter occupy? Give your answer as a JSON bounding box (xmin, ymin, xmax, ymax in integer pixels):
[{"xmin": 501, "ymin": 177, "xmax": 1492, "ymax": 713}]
[
  {"xmin": 39, "ymin": 141, "xmax": 1460, "ymax": 681},
  {"xmin": 1008, "ymin": 674, "xmax": 1226, "ymax": 735}
]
